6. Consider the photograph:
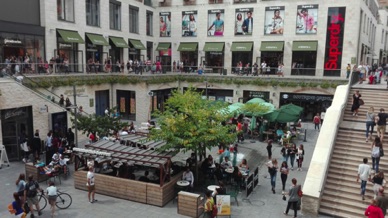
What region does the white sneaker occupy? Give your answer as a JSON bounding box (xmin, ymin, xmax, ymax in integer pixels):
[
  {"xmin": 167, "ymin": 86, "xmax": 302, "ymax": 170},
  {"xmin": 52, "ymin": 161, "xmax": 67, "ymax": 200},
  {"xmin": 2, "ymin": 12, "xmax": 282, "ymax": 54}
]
[{"xmin": 353, "ymin": 113, "xmax": 355, "ymax": 116}]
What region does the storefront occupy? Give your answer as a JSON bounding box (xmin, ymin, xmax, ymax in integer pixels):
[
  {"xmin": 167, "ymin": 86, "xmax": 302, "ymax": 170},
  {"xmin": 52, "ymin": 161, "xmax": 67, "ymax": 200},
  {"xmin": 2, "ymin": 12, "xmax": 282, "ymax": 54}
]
[
  {"xmin": 241, "ymin": 91, "xmax": 270, "ymax": 103},
  {"xmin": 109, "ymin": 36, "xmax": 128, "ymax": 72},
  {"xmin": 279, "ymin": 92, "xmax": 333, "ymax": 121},
  {"xmin": 85, "ymin": 33, "xmax": 108, "ymax": 68},
  {"xmin": 231, "ymin": 42, "xmax": 253, "ymax": 73},
  {"xmin": 186, "ymin": 87, "xmax": 233, "ymax": 102},
  {"xmin": 156, "ymin": 42, "xmax": 172, "ymax": 71},
  {"xmin": 56, "ymin": 29, "xmax": 85, "ymax": 72},
  {"xmin": 150, "ymin": 88, "xmax": 175, "ymax": 117},
  {"xmin": 260, "ymin": 41, "xmax": 284, "ymax": 75},
  {"xmin": 128, "ymin": 39, "xmax": 146, "ymax": 61},
  {"xmin": 291, "ymin": 41, "xmax": 318, "ymax": 76},
  {"xmin": 203, "ymin": 42, "xmax": 225, "ymax": 73},
  {"xmin": 116, "ymin": 90, "xmax": 136, "ymax": 120},
  {"xmin": 1, "ymin": 106, "xmax": 33, "ymax": 161},
  {"xmin": 177, "ymin": 42, "xmax": 198, "ymax": 72}
]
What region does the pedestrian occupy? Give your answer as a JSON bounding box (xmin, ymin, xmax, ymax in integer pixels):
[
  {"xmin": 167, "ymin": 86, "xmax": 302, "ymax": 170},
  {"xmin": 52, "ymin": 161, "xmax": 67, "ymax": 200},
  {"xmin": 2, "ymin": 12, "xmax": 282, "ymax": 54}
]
[
  {"xmin": 32, "ymin": 132, "xmax": 41, "ymax": 161},
  {"xmin": 376, "ymin": 108, "xmax": 388, "ymax": 142},
  {"xmin": 289, "ymin": 143, "xmax": 297, "ymax": 170},
  {"xmin": 372, "ymin": 171, "xmax": 385, "ymax": 199},
  {"xmin": 320, "ymin": 109, "xmax": 326, "ymax": 125},
  {"xmin": 87, "ymin": 166, "xmax": 97, "ymax": 203},
  {"xmin": 371, "ymin": 136, "xmax": 383, "ymax": 173},
  {"xmin": 15, "ymin": 173, "xmax": 26, "ymax": 201},
  {"xmin": 313, "ymin": 113, "xmax": 321, "ymax": 130},
  {"xmin": 266, "ymin": 140, "xmax": 273, "ymax": 160},
  {"xmin": 281, "ymin": 144, "xmax": 289, "ymax": 162},
  {"xmin": 280, "ymin": 161, "xmax": 289, "ymax": 194},
  {"xmin": 296, "ymin": 144, "xmax": 305, "ymax": 171},
  {"xmin": 283, "ymin": 178, "xmax": 300, "ymax": 218},
  {"xmin": 24, "ymin": 175, "xmax": 42, "ymax": 218},
  {"xmin": 377, "ymin": 187, "xmax": 388, "ymax": 216},
  {"xmin": 59, "ymin": 94, "xmax": 64, "ymax": 107},
  {"xmin": 351, "ymin": 90, "xmax": 362, "ymax": 116},
  {"xmin": 366, "ymin": 107, "xmax": 376, "ymax": 142},
  {"xmin": 346, "ymin": 63, "xmax": 351, "ymax": 79},
  {"xmin": 357, "ymin": 157, "xmax": 372, "ymax": 200},
  {"xmin": 198, "ymin": 190, "xmax": 215, "ymax": 218},
  {"xmin": 364, "ymin": 199, "xmax": 384, "ymax": 218},
  {"xmin": 267, "ymin": 158, "xmax": 278, "ymax": 194},
  {"xmin": 46, "ymin": 181, "xmax": 58, "ymax": 217},
  {"xmin": 10, "ymin": 192, "xmax": 24, "ymax": 217}
]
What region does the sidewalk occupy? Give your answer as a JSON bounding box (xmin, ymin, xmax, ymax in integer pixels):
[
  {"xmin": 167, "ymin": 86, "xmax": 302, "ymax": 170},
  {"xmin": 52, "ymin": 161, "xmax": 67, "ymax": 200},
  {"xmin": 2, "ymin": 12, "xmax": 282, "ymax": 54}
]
[{"xmin": 0, "ymin": 122, "xmax": 330, "ymax": 218}]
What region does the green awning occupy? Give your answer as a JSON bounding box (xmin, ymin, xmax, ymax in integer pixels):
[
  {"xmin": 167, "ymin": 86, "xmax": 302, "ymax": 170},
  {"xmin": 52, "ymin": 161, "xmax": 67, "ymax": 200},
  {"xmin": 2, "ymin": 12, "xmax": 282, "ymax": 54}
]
[
  {"xmin": 109, "ymin": 36, "xmax": 129, "ymax": 48},
  {"xmin": 292, "ymin": 41, "xmax": 318, "ymax": 51},
  {"xmin": 177, "ymin": 42, "xmax": 198, "ymax": 51},
  {"xmin": 86, "ymin": 33, "xmax": 108, "ymax": 46},
  {"xmin": 260, "ymin": 41, "xmax": 284, "ymax": 51},
  {"xmin": 156, "ymin": 42, "xmax": 171, "ymax": 51},
  {"xmin": 57, "ymin": 30, "xmax": 84, "ymax": 44},
  {"xmin": 231, "ymin": 42, "xmax": 253, "ymax": 52},
  {"xmin": 129, "ymin": 39, "xmax": 146, "ymax": 50},
  {"xmin": 203, "ymin": 42, "xmax": 225, "ymax": 52}
]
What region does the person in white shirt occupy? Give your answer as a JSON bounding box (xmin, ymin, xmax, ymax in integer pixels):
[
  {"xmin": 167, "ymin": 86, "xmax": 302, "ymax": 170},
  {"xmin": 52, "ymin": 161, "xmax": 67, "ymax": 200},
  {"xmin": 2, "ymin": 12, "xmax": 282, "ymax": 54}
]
[
  {"xmin": 46, "ymin": 181, "xmax": 58, "ymax": 217},
  {"xmin": 182, "ymin": 167, "xmax": 194, "ymax": 187},
  {"xmin": 49, "ymin": 152, "xmax": 61, "ymax": 167},
  {"xmin": 357, "ymin": 158, "xmax": 371, "ymax": 200},
  {"xmin": 87, "ymin": 166, "xmax": 97, "ymax": 203},
  {"xmin": 221, "ymin": 157, "xmax": 233, "ymax": 169},
  {"xmin": 320, "ymin": 110, "xmax": 326, "ymax": 125}
]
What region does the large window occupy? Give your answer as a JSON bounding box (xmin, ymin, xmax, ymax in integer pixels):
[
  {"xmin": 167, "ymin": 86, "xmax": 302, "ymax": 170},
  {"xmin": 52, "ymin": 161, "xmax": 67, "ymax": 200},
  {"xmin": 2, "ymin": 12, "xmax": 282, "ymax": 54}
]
[
  {"xmin": 146, "ymin": 11, "xmax": 153, "ymax": 36},
  {"xmin": 86, "ymin": 0, "xmax": 100, "ymax": 26},
  {"xmin": 109, "ymin": 2, "xmax": 121, "ymax": 30},
  {"xmin": 57, "ymin": 0, "xmax": 74, "ymax": 22},
  {"xmin": 129, "ymin": 6, "xmax": 139, "ymax": 34}
]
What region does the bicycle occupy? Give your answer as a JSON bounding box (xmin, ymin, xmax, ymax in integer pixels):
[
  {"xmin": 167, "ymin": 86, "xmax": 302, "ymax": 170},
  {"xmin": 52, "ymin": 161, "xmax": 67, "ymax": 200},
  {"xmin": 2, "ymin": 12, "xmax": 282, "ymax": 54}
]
[{"xmin": 35, "ymin": 189, "xmax": 72, "ymax": 211}]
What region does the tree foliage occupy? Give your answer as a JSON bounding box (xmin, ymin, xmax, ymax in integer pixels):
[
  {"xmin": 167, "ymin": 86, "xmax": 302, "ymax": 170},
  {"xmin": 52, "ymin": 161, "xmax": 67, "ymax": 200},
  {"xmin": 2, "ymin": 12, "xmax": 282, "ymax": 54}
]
[
  {"xmin": 71, "ymin": 107, "xmax": 128, "ymax": 137},
  {"xmin": 148, "ymin": 88, "xmax": 236, "ymax": 154},
  {"xmin": 240, "ymin": 103, "xmax": 272, "ymax": 117}
]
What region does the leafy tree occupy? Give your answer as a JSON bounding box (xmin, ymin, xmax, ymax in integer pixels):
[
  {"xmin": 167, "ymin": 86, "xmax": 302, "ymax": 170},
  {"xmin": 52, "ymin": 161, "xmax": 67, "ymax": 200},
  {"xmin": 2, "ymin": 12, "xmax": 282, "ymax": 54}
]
[
  {"xmin": 72, "ymin": 107, "xmax": 128, "ymax": 138},
  {"xmin": 240, "ymin": 103, "xmax": 272, "ymax": 117},
  {"xmin": 148, "ymin": 88, "xmax": 236, "ymax": 179}
]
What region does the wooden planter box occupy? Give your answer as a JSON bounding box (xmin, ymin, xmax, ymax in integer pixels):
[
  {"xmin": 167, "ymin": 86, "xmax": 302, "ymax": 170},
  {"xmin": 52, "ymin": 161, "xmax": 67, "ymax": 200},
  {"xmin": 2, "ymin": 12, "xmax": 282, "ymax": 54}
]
[
  {"xmin": 178, "ymin": 191, "xmax": 204, "ymax": 218},
  {"xmin": 25, "ymin": 163, "xmax": 48, "ymax": 183},
  {"xmin": 74, "ymin": 170, "xmax": 183, "ymax": 207}
]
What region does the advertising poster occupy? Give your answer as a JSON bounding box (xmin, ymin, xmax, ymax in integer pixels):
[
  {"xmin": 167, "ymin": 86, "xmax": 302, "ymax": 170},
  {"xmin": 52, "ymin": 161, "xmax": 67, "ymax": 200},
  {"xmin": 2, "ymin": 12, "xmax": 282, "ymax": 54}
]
[
  {"xmin": 235, "ymin": 8, "xmax": 254, "ymax": 35},
  {"xmin": 159, "ymin": 12, "xmax": 171, "ymax": 37},
  {"xmin": 120, "ymin": 97, "xmax": 125, "ymax": 113},
  {"xmin": 216, "ymin": 195, "xmax": 231, "ymax": 216},
  {"xmin": 207, "ymin": 9, "xmax": 225, "ymax": 36},
  {"xmin": 296, "ymin": 4, "xmax": 319, "ymax": 34},
  {"xmin": 182, "ymin": 11, "xmax": 198, "ymax": 37},
  {"xmin": 324, "ymin": 7, "xmax": 346, "ymax": 76},
  {"xmin": 264, "ymin": 6, "xmax": 285, "ymax": 35}
]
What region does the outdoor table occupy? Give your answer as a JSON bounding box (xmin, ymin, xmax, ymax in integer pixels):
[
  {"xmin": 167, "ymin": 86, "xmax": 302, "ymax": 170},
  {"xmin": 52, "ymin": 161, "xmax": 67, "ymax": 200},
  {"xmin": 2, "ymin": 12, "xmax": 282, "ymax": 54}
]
[
  {"xmin": 225, "ymin": 168, "xmax": 234, "ymax": 174},
  {"xmin": 207, "ymin": 185, "xmax": 220, "ymax": 192},
  {"xmin": 177, "ymin": 180, "xmax": 190, "ymax": 187},
  {"xmin": 263, "ymin": 131, "xmax": 274, "ymax": 142},
  {"xmin": 208, "ymin": 164, "xmax": 216, "ymax": 169}
]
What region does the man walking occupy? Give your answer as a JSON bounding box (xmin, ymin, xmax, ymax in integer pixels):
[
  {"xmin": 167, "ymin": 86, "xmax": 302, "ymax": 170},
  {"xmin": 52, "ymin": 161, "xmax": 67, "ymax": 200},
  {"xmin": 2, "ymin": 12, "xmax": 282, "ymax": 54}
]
[
  {"xmin": 24, "ymin": 175, "xmax": 42, "ymax": 217},
  {"xmin": 357, "ymin": 157, "xmax": 371, "ymax": 200},
  {"xmin": 376, "ymin": 108, "xmax": 388, "ymax": 142},
  {"xmin": 87, "ymin": 166, "xmax": 97, "ymax": 203}
]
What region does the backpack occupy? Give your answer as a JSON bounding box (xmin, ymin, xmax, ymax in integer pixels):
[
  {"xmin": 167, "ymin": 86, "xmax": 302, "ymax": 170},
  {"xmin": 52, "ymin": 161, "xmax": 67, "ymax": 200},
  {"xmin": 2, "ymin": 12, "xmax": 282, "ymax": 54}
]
[
  {"xmin": 372, "ymin": 146, "xmax": 380, "ymax": 158},
  {"xmin": 297, "ymin": 185, "xmax": 303, "ymax": 198},
  {"xmin": 313, "ymin": 116, "xmax": 320, "ymax": 124},
  {"xmin": 211, "ymin": 202, "xmax": 218, "ymax": 218},
  {"xmin": 26, "ymin": 181, "xmax": 38, "ymax": 198}
]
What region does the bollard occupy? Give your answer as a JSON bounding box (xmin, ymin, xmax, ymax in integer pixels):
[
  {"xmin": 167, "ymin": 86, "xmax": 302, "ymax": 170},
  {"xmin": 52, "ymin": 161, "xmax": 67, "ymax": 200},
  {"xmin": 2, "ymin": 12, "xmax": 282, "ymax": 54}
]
[{"xmin": 303, "ymin": 129, "xmax": 307, "ymax": 142}]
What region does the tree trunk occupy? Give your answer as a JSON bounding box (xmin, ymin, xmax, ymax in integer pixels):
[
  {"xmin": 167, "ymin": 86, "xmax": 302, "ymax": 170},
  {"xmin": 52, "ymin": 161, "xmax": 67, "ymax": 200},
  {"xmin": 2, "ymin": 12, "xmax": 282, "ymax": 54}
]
[{"xmin": 194, "ymin": 148, "xmax": 199, "ymax": 188}]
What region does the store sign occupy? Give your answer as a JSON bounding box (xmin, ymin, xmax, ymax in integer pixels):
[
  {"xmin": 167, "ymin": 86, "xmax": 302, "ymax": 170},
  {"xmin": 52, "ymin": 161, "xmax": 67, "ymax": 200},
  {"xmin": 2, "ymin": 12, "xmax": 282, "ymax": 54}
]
[
  {"xmin": 4, "ymin": 39, "xmax": 22, "ymax": 45},
  {"xmin": 59, "ymin": 43, "xmax": 72, "ymax": 48},
  {"xmin": 248, "ymin": 91, "xmax": 269, "ymax": 100},
  {"xmin": 4, "ymin": 109, "xmax": 25, "ymax": 120},
  {"xmin": 282, "ymin": 93, "xmax": 333, "ymax": 102},
  {"xmin": 324, "ymin": 7, "xmax": 346, "ymax": 75}
]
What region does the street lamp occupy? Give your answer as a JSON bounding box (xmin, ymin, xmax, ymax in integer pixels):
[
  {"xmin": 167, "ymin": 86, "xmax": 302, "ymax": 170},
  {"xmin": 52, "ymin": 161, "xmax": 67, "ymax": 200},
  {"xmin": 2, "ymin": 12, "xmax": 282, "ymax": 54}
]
[{"xmin": 66, "ymin": 85, "xmax": 78, "ymax": 147}]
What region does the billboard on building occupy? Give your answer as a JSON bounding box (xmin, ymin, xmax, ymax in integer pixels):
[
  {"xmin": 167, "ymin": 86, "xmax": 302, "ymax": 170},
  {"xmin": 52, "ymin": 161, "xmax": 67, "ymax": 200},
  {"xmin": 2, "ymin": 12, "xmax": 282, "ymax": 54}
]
[
  {"xmin": 207, "ymin": 9, "xmax": 225, "ymax": 36},
  {"xmin": 324, "ymin": 7, "xmax": 346, "ymax": 77},
  {"xmin": 264, "ymin": 6, "xmax": 285, "ymax": 35},
  {"xmin": 235, "ymin": 8, "xmax": 254, "ymax": 36},
  {"xmin": 159, "ymin": 12, "xmax": 171, "ymax": 37},
  {"xmin": 182, "ymin": 11, "xmax": 198, "ymax": 37},
  {"xmin": 296, "ymin": 4, "xmax": 319, "ymax": 34}
]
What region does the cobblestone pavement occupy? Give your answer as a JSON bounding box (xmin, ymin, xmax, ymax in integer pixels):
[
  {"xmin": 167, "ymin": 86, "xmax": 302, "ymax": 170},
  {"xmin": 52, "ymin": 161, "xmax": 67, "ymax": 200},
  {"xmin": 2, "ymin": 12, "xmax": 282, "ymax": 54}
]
[{"xmin": 0, "ymin": 123, "xmax": 331, "ymax": 218}]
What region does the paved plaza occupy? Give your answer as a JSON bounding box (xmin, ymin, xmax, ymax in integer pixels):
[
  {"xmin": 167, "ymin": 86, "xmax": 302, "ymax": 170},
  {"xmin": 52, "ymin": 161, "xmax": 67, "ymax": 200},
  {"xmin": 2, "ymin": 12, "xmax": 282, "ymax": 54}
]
[{"xmin": 0, "ymin": 123, "xmax": 331, "ymax": 218}]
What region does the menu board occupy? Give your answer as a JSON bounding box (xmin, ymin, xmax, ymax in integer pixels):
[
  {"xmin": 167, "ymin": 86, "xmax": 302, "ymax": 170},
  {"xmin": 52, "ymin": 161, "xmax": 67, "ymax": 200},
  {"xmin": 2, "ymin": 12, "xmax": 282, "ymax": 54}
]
[
  {"xmin": 246, "ymin": 174, "xmax": 254, "ymax": 197},
  {"xmin": 253, "ymin": 166, "xmax": 259, "ymax": 188},
  {"xmin": 130, "ymin": 97, "xmax": 136, "ymax": 114},
  {"xmin": 216, "ymin": 195, "xmax": 231, "ymax": 216},
  {"xmin": 120, "ymin": 97, "xmax": 125, "ymax": 113}
]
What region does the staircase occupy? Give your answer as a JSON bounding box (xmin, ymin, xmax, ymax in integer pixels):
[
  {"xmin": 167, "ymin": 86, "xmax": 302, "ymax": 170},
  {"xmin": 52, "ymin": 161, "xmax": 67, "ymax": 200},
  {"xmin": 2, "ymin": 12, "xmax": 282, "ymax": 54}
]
[{"xmin": 319, "ymin": 88, "xmax": 388, "ymax": 217}]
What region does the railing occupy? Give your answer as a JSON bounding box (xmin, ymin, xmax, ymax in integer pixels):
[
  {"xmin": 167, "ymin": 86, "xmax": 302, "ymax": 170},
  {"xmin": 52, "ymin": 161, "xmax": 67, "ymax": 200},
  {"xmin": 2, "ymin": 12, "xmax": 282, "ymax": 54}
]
[{"xmin": 0, "ymin": 63, "xmax": 83, "ymax": 75}]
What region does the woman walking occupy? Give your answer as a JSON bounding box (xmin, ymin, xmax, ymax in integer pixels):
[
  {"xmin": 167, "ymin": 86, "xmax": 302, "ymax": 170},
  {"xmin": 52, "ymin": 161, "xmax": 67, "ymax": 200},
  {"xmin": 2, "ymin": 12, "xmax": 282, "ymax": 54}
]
[
  {"xmin": 46, "ymin": 181, "xmax": 58, "ymax": 217},
  {"xmin": 11, "ymin": 192, "xmax": 24, "ymax": 217},
  {"xmin": 280, "ymin": 161, "xmax": 289, "ymax": 194},
  {"xmin": 366, "ymin": 107, "xmax": 376, "ymax": 142},
  {"xmin": 372, "ymin": 171, "xmax": 385, "ymax": 199},
  {"xmin": 351, "ymin": 90, "xmax": 362, "ymax": 116},
  {"xmin": 15, "ymin": 173, "xmax": 26, "ymax": 202},
  {"xmin": 364, "ymin": 199, "xmax": 384, "ymax": 218},
  {"xmin": 266, "ymin": 140, "xmax": 273, "ymax": 160},
  {"xmin": 199, "ymin": 190, "xmax": 215, "ymax": 218},
  {"xmin": 284, "ymin": 178, "xmax": 301, "ymax": 218},
  {"xmin": 371, "ymin": 136, "xmax": 383, "ymax": 173},
  {"xmin": 296, "ymin": 144, "xmax": 305, "ymax": 171},
  {"xmin": 289, "ymin": 144, "xmax": 297, "ymax": 170},
  {"xmin": 267, "ymin": 158, "xmax": 278, "ymax": 194}
]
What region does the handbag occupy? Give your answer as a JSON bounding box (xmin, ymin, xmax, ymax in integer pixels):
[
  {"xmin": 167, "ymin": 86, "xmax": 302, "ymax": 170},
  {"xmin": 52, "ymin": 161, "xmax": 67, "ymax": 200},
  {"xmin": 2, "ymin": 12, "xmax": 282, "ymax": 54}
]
[
  {"xmin": 380, "ymin": 148, "xmax": 385, "ymax": 157},
  {"xmin": 359, "ymin": 99, "xmax": 364, "ymax": 105}
]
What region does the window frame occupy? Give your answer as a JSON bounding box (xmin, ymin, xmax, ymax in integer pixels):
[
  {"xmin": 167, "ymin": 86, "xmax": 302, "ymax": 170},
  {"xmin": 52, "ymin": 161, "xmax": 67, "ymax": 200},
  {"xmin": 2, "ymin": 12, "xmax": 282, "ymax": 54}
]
[
  {"xmin": 109, "ymin": 1, "xmax": 122, "ymax": 31},
  {"xmin": 86, "ymin": 0, "xmax": 100, "ymax": 27},
  {"xmin": 57, "ymin": 0, "xmax": 75, "ymax": 22},
  {"xmin": 146, "ymin": 11, "xmax": 153, "ymax": 36},
  {"xmin": 129, "ymin": 5, "xmax": 139, "ymax": 34}
]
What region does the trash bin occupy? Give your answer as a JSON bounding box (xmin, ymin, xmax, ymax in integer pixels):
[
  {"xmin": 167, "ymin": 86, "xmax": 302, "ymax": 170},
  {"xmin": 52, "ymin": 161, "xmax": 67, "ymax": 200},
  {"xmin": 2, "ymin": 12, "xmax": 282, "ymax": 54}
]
[{"xmin": 222, "ymin": 69, "xmax": 227, "ymax": 75}]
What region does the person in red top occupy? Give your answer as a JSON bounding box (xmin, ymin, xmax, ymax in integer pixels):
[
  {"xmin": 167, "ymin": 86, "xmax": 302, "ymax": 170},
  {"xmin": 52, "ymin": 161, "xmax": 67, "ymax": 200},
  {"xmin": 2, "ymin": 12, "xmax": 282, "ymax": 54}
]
[
  {"xmin": 236, "ymin": 121, "xmax": 243, "ymax": 143},
  {"xmin": 89, "ymin": 132, "xmax": 96, "ymax": 143},
  {"xmin": 365, "ymin": 199, "xmax": 384, "ymax": 218},
  {"xmin": 313, "ymin": 113, "xmax": 320, "ymax": 131}
]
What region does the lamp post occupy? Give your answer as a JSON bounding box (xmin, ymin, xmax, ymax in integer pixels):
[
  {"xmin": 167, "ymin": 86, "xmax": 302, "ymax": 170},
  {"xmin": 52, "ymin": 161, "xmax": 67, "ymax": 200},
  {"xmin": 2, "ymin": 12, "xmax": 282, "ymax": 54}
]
[{"xmin": 73, "ymin": 85, "xmax": 78, "ymax": 147}]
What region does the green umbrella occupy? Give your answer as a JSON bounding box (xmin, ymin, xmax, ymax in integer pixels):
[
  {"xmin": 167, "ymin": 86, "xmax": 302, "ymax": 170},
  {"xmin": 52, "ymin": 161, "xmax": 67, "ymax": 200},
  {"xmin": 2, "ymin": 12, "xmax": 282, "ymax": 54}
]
[
  {"xmin": 264, "ymin": 109, "xmax": 300, "ymax": 123},
  {"xmin": 280, "ymin": 104, "xmax": 304, "ymax": 115},
  {"xmin": 242, "ymin": 102, "xmax": 275, "ymax": 117},
  {"xmin": 220, "ymin": 102, "xmax": 244, "ymax": 114},
  {"xmin": 249, "ymin": 116, "xmax": 257, "ymax": 131},
  {"xmin": 246, "ymin": 98, "xmax": 266, "ymax": 104}
]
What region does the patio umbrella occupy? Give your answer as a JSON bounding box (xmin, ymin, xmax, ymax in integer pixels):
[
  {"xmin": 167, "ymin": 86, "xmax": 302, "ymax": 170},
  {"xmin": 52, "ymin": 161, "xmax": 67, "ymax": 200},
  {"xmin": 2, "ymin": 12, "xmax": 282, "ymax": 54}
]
[
  {"xmin": 243, "ymin": 102, "xmax": 275, "ymax": 117},
  {"xmin": 246, "ymin": 98, "xmax": 266, "ymax": 104},
  {"xmin": 219, "ymin": 102, "xmax": 244, "ymax": 115},
  {"xmin": 264, "ymin": 109, "xmax": 300, "ymax": 123},
  {"xmin": 279, "ymin": 104, "xmax": 304, "ymax": 115},
  {"xmin": 249, "ymin": 116, "xmax": 257, "ymax": 131}
]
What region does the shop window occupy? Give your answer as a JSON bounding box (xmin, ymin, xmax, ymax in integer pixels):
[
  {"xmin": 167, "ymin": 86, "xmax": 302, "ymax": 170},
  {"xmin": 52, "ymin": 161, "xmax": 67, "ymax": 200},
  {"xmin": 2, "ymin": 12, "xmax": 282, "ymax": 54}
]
[
  {"xmin": 291, "ymin": 51, "xmax": 317, "ymax": 76},
  {"xmin": 57, "ymin": 0, "xmax": 75, "ymax": 22},
  {"xmin": 116, "ymin": 90, "xmax": 136, "ymax": 120},
  {"xmin": 129, "ymin": 6, "xmax": 139, "ymax": 34},
  {"xmin": 86, "ymin": 0, "xmax": 100, "ymax": 27},
  {"xmin": 146, "ymin": 11, "xmax": 153, "ymax": 36},
  {"xmin": 144, "ymin": 0, "xmax": 152, "ymax": 7},
  {"xmin": 209, "ymin": 0, "xmax": 223, "ymax": 3},
  {"xmin": 205, "ymin": 52, "xmax": 224, "ymax": 72},
  {"xmin": 109, "ymin": 1, "xmax": 121, "ymax": 30}
]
